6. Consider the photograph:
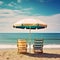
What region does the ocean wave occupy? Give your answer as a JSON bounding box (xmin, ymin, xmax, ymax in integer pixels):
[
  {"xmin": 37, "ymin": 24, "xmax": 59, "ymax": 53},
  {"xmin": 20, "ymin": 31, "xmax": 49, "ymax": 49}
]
[{"xmin": 0, "ymin": 44, "xmax": 60, "ymax": 49}]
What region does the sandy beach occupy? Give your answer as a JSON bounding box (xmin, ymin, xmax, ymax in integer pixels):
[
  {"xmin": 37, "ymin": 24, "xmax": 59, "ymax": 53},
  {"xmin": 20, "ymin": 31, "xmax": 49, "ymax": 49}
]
[{"xmin": 0, "ymin": 48, "xmax": 60, "ymax": 60}]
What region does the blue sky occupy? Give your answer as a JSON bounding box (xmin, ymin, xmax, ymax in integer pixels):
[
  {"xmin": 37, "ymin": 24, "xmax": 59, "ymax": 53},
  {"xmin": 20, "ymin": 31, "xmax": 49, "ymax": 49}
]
[
  {"xmin": 0, "ymin": 0, "xmax": 60, "ymax": 16},
  {"xmin": 0, "ymin": 0, "xmax": 60, "ymax": 33}
]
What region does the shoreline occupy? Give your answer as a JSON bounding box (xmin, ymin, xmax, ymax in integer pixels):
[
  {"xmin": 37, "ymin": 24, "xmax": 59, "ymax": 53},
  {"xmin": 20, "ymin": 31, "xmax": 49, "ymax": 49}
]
[{"xmin": 0, "ymin": 44, "xmax": 60, "ymax": 49}]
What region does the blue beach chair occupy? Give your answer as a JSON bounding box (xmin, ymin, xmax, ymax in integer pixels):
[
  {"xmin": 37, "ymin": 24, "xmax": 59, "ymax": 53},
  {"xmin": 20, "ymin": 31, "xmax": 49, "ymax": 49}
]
[{"xmin": 33, "ymin": 39, "xmax": 43, "ymax": 53}]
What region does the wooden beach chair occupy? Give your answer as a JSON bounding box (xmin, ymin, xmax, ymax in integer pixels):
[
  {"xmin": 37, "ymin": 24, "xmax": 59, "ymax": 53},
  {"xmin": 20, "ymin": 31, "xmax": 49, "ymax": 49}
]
[
  {"xmin": 33, "ymin": 39, "xmax": 43, "ymax": 53},
  {"xmin": 17, "ymin": 39, "xmax": 27, "ymax": 54}
]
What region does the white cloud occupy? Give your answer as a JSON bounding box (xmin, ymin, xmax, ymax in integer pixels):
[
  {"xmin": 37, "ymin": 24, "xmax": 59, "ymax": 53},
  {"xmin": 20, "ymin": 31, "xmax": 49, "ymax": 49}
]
[
  {"xmin": 14, "ymin": 10, "xmax": 31, "ymax": 16},
  {"xmin": 0, "ymin": 14, "xmax": 60, "ymax": 33},
  {"xmin": 8, "ymin": 3, "xmax": 13, "ymax": 7},
  {"xmin": 0, "ymin": 7, "xmax": 33, "ymax": 18},
  {"xmin": 17, "ymin": 0, "xmax": 21, "ymax": 3},
  {"xmin": 37, "ymin": 14, "xmax": 60, "ymax": 33},
  {"xmin": 0, "ymin": 1, "xmax": 3, "ymax": 5},
  {"xmin": 0, "ymin": 9, "xmax": 16, "ymax": 17},
  {"xmin": 8, "ymin": 2, "xmax": 17, "ymax": 7},
  {"xmin": 7, "ymin": 2, "xmax": 22, "ymax": 10}
]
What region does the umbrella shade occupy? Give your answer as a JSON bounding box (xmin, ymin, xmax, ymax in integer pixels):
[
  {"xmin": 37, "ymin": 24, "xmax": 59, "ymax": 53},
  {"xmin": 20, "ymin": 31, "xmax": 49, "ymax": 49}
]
[{"xmin": 13, "ymin": 18, "xmax": 47, "ymax": 29}]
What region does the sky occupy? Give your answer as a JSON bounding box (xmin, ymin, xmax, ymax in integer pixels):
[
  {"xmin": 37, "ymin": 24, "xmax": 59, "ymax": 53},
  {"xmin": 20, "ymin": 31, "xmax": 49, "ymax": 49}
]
[{"xmin": 0, "ymin": 0, "xmax": 60, "ymax": 33}]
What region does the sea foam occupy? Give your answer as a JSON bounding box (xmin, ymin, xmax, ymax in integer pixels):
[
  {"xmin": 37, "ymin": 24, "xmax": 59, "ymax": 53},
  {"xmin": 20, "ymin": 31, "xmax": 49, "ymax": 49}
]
[{"xmin": 0, "ymin": 44, "xmax": 60, "ymax": 49}]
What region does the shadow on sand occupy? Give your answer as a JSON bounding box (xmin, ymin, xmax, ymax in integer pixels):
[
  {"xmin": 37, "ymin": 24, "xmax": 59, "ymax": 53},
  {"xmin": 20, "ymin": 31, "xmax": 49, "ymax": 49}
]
[{"xmin": 23, "ymin": 53, "xmax": 60, "ymax": 58}]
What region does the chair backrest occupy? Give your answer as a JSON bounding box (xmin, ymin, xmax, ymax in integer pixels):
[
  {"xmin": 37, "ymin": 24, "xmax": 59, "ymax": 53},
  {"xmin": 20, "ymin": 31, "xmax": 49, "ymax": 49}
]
[
  {"xmin": 17, "ymin": 39, "xmax": 27, "ymax": 47},
  {"xmin": 33, "ymin": 39, "xmax": 43, "ymax": 53},
  {"xmin": 17, "ymin": 39, "xmax": 27, "ymax": 53},
  {"xmin": 34, "ymin": 39, "xmax": 43, "ymax": 46}
]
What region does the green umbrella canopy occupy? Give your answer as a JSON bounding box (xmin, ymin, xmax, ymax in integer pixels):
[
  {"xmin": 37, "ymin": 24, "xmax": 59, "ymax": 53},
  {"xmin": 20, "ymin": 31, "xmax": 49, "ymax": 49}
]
[{"xmin": 13, "ymin": 18, "xmax": 47, "ymax": 29}]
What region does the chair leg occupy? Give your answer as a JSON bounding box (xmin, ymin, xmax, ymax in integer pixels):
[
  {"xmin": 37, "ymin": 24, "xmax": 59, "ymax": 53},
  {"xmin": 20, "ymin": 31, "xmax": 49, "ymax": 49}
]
[{"xmin": 41, "ymin": 50, "xmax": 43, "ymax": 53}]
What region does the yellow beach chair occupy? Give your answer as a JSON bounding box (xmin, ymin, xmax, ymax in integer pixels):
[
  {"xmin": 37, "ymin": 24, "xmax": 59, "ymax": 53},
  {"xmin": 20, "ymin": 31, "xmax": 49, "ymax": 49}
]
[
  {"xmin": 17, "ymin": 39, "xmax": 27, "ymax": 53},
  {"xmin": 33, "ymin": 39, "xmax": 43, "ymax": 53}
]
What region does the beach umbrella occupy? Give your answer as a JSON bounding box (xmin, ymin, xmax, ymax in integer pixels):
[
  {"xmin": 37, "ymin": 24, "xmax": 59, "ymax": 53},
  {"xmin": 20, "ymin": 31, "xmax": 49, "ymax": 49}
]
[{"xmin": 13, "ymin": 18, "xmax": 47, "ymax": 52}]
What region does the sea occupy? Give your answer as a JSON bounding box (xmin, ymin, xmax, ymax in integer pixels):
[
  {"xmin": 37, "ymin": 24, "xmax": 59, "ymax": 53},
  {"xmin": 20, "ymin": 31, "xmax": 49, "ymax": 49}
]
[{"xmin": 0, "ymin": 33, "xmax": 60, "ymax": 48}]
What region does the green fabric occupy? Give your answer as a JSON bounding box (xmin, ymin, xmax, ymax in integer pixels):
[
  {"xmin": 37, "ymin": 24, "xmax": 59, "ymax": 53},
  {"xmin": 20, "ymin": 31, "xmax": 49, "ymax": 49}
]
[{"xmin": 15, "ymin": 25, "xmax": 45, "ymax": 29}]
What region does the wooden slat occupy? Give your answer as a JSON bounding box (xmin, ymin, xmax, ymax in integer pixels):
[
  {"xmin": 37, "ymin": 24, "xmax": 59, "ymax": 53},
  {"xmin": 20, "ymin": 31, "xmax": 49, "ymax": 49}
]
[
  {"xmin": 17, "ymin": 40, "xmax": 27, "ymax": 53},
  {"xmin": 33, "ymin": 39, "xmax": 43, "ymax": 53}
]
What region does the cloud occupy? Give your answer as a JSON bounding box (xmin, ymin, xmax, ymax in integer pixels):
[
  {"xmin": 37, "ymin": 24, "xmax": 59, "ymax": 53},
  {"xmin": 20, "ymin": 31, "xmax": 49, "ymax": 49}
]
[
  {"xmin": 0, "ymin": 7, "xmax": 33, "ymax": 18},
  {"xmin": 0, "ymin": 0, "xmax": 21, "ymax": 7},
  {"xmin": 8, "ymin": 3, "xmax": 13, "ymax": 7},
  {"xmin": 0, "ymin": 1, "xmax": 3, "ymax": 5},
  {"xmin": 37, "ymin": 14, "xmax": 60, "ymax": 33},
  {"xmin": 0, "ymin": 9, "xmax": 16, "ymax": 18},
  {"xmin": 14, "ymin": 9, "xmax": 32, "ymax": 15},
  {"xmin": 8, "ymin": 2, "xmax": 17, "ymax": 7},
  {"xmin": 7, "ymin": 2, "xmax": 22, "ymax": 10},
  {"xmin": 0, "ymin": 13, "xmax": 60, "ymax": 33},
  {"xmin": 15, "ymin": 7, "xmax": 33, "ymax": 15},
  {"xmin": 17, "ymin": 0, "xmax": 21, "ymax": 3}
]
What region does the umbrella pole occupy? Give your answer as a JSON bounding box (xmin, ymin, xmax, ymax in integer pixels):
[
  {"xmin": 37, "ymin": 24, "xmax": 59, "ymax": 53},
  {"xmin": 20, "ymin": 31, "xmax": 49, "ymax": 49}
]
[{"xmin": 29, "ymin": 29, "xmax": 31, "ymax": 53}]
